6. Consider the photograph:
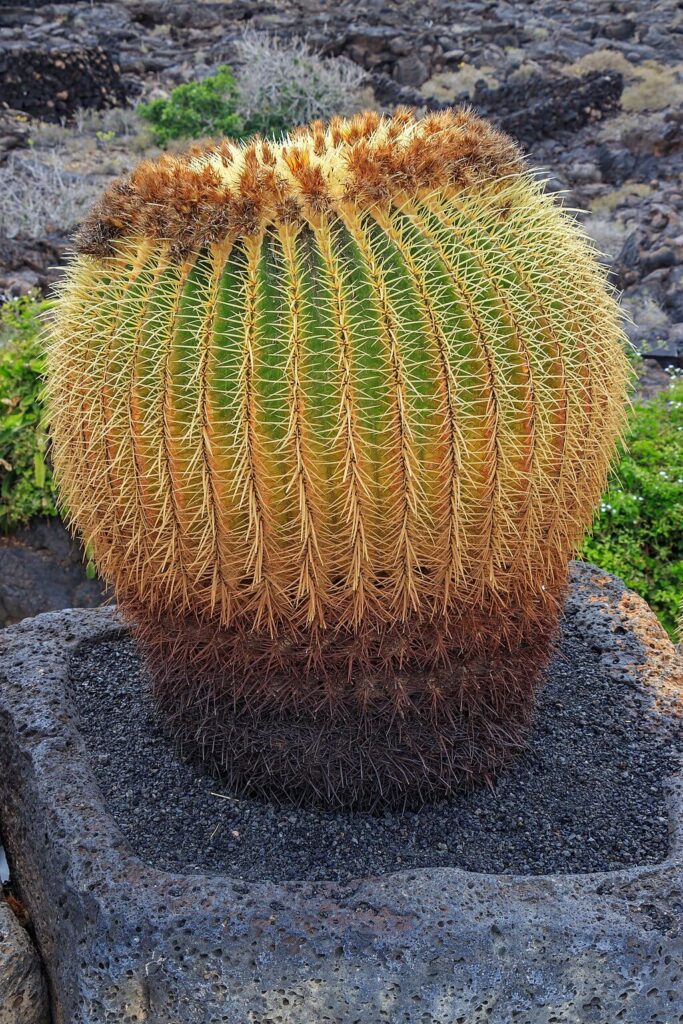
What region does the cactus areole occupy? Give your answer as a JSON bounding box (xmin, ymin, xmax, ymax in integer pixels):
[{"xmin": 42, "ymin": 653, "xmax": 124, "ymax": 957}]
[{"xmin": 48, "ymin": 109, "xmax": 629, "ymax": 809}]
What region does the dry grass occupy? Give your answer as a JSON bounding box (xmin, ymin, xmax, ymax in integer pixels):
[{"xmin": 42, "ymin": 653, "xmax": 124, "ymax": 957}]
[
  {"xmin": 31, "ymin": 106, "xmax": 155, "ymax": 156},
  {"xmin": 568, "ymin": 52, "xmax": 683, "ymax": 113},
  {"xmin": 0, "ymin": 106, "xmax": 158, "ymax": 241},
  {"xmin": 0, "ymin": 153, "xmax": 101, "ymax": 239},
  {"xmin": 583, "ymin": 213, "xmax": 630, "ymax": 264},
  {"xmin": 568, "ymin": 49, "xmax": 638, "ymax": 79},
  {"xmin": 421, "ymin": 64, "xmax": 500, "ymax": 101},
  {"xmin": 621, "ymin": 62, "xmax": 683, "ymax": 113},
  {"xmin": 588, "ymin": 181, "xmax": 652, "ymax": 213}
]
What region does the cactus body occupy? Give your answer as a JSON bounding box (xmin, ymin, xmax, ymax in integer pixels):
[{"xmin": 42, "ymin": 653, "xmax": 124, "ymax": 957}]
[{"xmin": 48, "ymin": 110, "xmax": 629, "ymax": 807}]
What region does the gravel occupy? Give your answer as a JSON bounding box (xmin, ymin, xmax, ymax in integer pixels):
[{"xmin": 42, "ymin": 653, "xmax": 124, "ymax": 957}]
[{"xmin": 67, "ymin": 614, "xmax": 681, "ymax": 883}]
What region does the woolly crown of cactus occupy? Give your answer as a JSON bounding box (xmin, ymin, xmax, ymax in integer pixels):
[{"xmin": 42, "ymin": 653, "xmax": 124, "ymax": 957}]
[{"xmin": 47, "ymin": 109, "xmax": 630, "ymax": 808}]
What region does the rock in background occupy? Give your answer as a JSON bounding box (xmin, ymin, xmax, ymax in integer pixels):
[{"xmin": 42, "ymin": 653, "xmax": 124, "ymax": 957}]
[
  {"xmin": 0, "ymin": 519, "xmax": 107, "ymax": 628},
  {"xmin": 0, "ymin": 109, "xmax": 30, "ymax": 166},
  {"xmin": 466, "ymin": 69, "xmax": 624, "ymax": 146},
  {"xmin": 0, "ymin": 46, "xmax": 126, "ymax": 123}
]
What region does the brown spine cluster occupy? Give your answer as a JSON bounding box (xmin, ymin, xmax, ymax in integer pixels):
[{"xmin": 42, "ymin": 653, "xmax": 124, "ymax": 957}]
[
  {"xmin": 133, "ymin": 589, "xmax": 559, "ymax": 810},
  {"xmin": 75, "ymin": 108, "xmax": 523, "ymax": 260}
]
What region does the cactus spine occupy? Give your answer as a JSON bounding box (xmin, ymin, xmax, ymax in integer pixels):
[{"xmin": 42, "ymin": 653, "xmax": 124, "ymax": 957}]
[{"xmin": 48, "ymin": 109, "xmax": 630, "ymax": 808}]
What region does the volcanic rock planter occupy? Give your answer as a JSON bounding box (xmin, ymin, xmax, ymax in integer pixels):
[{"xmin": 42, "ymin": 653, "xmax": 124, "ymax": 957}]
[
  {"xmin": 0, "ymin": 563, "xmax": 681, "ymax": 1024},
  {"xmin": 0, "ymin": 901, "xmax": 49, "ymax": 1024}
]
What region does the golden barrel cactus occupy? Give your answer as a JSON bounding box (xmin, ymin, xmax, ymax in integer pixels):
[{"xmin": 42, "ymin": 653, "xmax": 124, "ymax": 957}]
[{"xmin": 47, "ymin": 109, "xmax": 630, "ymax": 808}]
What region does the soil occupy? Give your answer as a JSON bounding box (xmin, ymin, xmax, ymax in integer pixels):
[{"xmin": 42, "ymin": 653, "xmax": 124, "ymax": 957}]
[{"xmin": 67, "ymin": 592, "xmax": 682, "ymax": 884}]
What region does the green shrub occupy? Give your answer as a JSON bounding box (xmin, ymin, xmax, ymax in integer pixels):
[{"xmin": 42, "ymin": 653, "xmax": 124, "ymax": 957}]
[
  {"xmin": 583, "ymin": 375, "xmax": 683, "ymax": 638},
  {"xmin": 0, "ymin": 295, "xmax": 57, "ymax": 530},
  {"xmin": 137, "ymin": 66, "xmax": 244, "ymax": 146}
]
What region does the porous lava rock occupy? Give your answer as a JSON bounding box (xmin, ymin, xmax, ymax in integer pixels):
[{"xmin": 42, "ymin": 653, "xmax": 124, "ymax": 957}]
[
  {"xmin": 0, "ymin": 563, "xmax": 681, "ymax": 1023},
  {"xmin": 0, "ymin": 108, "xmax": 29, "ymax": 166},
  {"xmin": 0, "ymin": 901, "xmax": 49, "ymax": 1024},
  {"xmin": 469, "ymin": 70, "xmax": 625, "ymax": 146},
  {"xmin": 0, "ymin": 46, "xmax": 126, "ymax": 123}
]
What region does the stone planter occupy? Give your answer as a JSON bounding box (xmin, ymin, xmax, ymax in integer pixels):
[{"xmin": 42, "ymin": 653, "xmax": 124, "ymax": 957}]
[{"xmin": 0, "ymin": 564, "xmax": 681, "ymax": 1024}]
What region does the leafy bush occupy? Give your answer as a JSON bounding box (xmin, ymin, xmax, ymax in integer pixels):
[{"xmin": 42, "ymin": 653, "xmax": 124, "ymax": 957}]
[
  {"xmin": 138, "ymin": 66, "xmax": 244, "ymax": 147},
  {"xmin": 0, "ymin": 296, "xmax": 56, "ymax": 529},
  {"xmin": 137, "ymin": 34, "xmax": 366, "ymax": 145},
  {"xmin": 583, "ymin": 374, "xmax": 683, "ymax": 638}
]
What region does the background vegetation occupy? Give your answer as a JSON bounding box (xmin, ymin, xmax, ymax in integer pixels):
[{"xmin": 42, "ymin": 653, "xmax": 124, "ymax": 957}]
[
  {"xmin": 584, "ymin": 372, "xmax": 683, "ymax": 637},
  {"xmin": 0, "ymin": 296, "xmax": 55, "ymax": 529}
]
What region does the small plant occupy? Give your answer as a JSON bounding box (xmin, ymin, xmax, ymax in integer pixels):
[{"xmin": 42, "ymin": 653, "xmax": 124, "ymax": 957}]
[
  {"xmin": 0, "ymin": 296, "xmax": 56, "ymax": 530},
  {"xmin": 137, "ymin": 66, "xmax": 244, "ymax": 146},
  {"xmin": 48, "ymin": 109, "xmax": 629, "ymax": 808},
  {"xmin": 584, "ymin": 375, "xmax": 683, "ymax": 638},
  {"xmin": 95, "ymin": 129, "xmax": 116, "ymax": 146}
]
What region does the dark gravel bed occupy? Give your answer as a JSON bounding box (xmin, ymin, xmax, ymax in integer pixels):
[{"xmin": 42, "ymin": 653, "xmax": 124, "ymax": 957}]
[{"xmin": 67, "ymin": 621, "xmax": 681, "ymax": 883}]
